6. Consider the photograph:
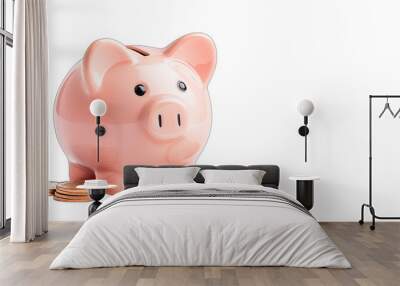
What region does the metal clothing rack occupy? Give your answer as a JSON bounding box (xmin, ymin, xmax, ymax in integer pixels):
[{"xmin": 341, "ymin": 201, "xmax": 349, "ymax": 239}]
[{"xmin": 359, "ymin": 95, "xmax": 400, "ymax": 230}]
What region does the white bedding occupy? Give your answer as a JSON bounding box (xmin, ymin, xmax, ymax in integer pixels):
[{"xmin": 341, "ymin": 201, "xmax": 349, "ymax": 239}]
[{"xmin": 50, "ymin": 183, "xmax": 351, "ymax": 269}]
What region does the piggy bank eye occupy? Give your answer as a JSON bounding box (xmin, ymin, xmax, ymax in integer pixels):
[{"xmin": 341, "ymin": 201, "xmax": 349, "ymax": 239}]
[
  {"xmin": 177, "ymin": 81, "xmax": 187, "ymax": 92},
  {"xmin": 134, "ymin": 84, "xmax": 146, "ymax": 96}
]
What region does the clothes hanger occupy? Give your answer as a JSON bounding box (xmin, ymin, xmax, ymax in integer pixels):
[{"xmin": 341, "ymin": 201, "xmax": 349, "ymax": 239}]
[
  {"xmin": 393, "ymin": 102, "xmax": 400, "ymax": 118},
  {"xmin": 379, "ymin": 97, "xmax": 395, "ymax": 118}
]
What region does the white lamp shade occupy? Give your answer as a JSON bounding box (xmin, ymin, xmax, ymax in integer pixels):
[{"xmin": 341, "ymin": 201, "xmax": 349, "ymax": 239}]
[
  {"xmin": 297, "ymin": 99, "xmax": 314, "ymax": 116},
  {"xmin": 90, "ymin": 99, "xmax": 107, "ymax": 117}
]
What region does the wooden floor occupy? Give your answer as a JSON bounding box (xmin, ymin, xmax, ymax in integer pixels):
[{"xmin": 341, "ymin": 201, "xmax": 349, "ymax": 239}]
[{"xmin": 0, "ymin": 222, "xmax": 399, "ymax": 286}]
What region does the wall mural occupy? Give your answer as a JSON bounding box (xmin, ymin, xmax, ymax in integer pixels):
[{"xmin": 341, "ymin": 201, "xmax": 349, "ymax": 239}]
[{"xmin": 54, "ymin": 33, "xmax": 217, "ymax": 194}]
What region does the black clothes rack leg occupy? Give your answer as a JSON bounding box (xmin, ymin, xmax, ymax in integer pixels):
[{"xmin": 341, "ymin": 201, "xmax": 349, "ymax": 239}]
[{"xmin": 359, "ymin": 95, "xmax": 400, "ymax": 230}]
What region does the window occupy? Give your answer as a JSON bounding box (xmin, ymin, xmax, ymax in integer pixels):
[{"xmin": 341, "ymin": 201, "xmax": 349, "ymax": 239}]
[{"xmin": 0, "ymin": 0, "xmax": 13, "ymax": 234}]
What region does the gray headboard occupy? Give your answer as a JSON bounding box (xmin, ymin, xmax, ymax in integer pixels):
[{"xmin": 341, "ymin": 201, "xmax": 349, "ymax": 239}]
[{"xmin": 123, "ymin": 165, "xmax": 280, "ymax": 189}]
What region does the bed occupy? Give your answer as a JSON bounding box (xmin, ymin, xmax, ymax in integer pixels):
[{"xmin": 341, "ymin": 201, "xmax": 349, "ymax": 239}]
[{"xmin": 50, "ymin": 165, "xmax": 350, "ymax": 269}]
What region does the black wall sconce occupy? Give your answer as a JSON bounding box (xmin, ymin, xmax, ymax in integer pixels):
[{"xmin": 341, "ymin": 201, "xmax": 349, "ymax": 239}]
[
  {"xmin": 297, "ymin": 99, "xmax": 315, "ymax": 162},
  {"xmin": 89, "ymin": 99, "xmax": 107, "ymax": 162}
]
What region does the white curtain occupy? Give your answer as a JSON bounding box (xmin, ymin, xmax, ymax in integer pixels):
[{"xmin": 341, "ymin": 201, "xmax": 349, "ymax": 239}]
[{"xmin": 7, "ymin": 0, "xmax": 48, "ymax": 242}]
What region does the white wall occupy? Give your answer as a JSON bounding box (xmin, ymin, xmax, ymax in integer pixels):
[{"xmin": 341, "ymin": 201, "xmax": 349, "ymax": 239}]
[{"xmin": 48, "ymin": 0, "xmax": 400, "ymax": 221}]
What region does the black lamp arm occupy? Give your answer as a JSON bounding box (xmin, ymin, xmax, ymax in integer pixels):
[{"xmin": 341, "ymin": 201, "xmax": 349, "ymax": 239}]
[
  {"xmin": 298, "ymin": 116, "xmax": 310, "ymax": 162},
  {"xmin": 94, "ymin": 116, "xmax": 106, "ymax": 162}
]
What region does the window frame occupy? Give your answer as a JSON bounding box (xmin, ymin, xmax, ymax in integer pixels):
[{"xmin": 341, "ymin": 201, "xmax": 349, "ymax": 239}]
[{"xmin": 0, "ymin": 0, "xmax": 13, "ymax": 234}]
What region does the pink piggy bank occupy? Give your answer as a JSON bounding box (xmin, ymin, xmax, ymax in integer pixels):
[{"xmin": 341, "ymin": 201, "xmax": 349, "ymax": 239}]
[{"xmin": 54, "ymin": 33, "xmax": 217, "ymax": 194}]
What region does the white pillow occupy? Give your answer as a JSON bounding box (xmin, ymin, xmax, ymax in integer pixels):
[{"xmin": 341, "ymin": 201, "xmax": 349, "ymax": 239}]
[
  {"xmin": 200, "ymin": 169, "xmax": 266, "ymax": 185},
  {"xmin": 135, "ymin": 167, "xmax": 200, "ymax": 186}
]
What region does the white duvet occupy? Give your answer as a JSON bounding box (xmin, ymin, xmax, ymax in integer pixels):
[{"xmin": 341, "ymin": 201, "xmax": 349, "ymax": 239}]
[{"xmin": 50, "ymin": 183, "xmax": 350, "ymax": 269}]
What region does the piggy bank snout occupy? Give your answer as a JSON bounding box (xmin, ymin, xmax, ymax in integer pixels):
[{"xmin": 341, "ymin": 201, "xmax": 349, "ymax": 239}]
[{"xmin": 146, "ymin": 98, "xmax": 189, "ymax": 141}]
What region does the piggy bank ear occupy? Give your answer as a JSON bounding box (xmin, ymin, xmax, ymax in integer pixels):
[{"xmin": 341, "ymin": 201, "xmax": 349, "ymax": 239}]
[
  {"xmin": 164, "ymin": 33, "xmax": 217, "ymax": 84},
  {"xmin": 82, "ymin": 39, "xmax": 138, "ymax": 94}
]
